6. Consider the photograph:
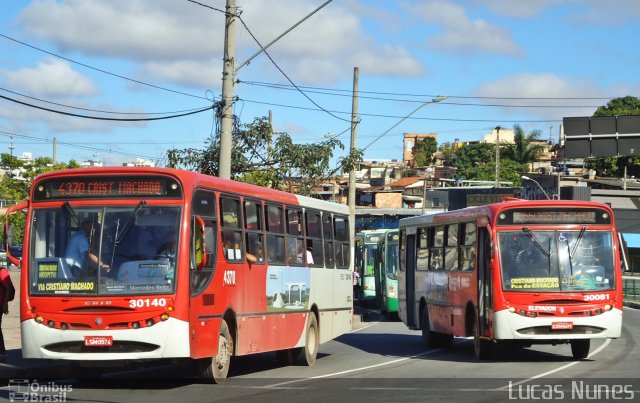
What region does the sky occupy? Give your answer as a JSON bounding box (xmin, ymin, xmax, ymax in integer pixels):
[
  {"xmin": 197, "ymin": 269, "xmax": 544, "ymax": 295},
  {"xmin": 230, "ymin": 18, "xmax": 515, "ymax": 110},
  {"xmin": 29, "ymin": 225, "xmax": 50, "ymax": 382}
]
[{"xmin": 1, "ymin": 0, "xmax": 639, "ymax": 168}]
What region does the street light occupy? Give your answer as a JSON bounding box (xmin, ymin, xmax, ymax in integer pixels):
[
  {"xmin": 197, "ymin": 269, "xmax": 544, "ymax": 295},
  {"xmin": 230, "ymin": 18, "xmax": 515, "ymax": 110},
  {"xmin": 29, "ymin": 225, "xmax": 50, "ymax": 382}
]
[{"xmin": 521, "ymin": 175, "xmax": 551, "ymax": 200}]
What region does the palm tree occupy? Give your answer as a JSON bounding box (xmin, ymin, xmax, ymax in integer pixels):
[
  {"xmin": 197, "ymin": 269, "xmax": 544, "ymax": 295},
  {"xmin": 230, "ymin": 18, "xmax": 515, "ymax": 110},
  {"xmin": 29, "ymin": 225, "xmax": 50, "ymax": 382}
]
[{"xmin": 502, "ymin": 125, "xmax": 545, "ymax": 172}]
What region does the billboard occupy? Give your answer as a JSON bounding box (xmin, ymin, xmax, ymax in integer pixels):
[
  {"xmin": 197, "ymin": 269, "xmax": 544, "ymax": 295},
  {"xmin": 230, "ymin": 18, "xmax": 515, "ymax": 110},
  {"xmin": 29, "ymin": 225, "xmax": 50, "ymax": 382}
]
[{"xmin": 564, "ymin": 115, "xmax": 640, "ymax": 158}]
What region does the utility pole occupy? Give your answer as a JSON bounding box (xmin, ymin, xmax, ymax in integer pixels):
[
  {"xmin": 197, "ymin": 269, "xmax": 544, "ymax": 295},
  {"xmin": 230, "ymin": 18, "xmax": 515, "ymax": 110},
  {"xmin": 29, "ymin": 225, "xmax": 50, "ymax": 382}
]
[
  {"xmin": 53, "ymin": 137, "xmax": 57, "ymax": 164},
  {"xmin": 9, "ymin": 133, "xmax": 14, "ymax": 157},
  {"xmin": 495, "ymin": 126, "xmax": 501, "ymax": 188},
  {"xmin": 348, "ymin": 67, "xmax": 359, "ymax": 242},
  {"xmin": 218, "ymin": 0, "xmax": 237, "ymax": 179}
]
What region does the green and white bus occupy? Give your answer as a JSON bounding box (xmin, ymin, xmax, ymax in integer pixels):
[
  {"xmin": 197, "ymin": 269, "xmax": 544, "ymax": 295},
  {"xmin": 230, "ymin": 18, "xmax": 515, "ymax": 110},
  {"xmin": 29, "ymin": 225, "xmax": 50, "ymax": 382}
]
[{"xmin": 374, "ymin": 229, "xmax": 400, "ymax": 314}]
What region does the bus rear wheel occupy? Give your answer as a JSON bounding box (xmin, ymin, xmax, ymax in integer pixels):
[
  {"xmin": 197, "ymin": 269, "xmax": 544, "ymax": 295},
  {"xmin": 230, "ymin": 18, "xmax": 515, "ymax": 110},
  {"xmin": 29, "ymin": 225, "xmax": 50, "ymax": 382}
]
[
  {"xmin": 570, "ymin": 339, "xmax": 590, "ymax": 360},
  {"xmin": 199, "ymin": 319, "xmax": 233, "ymax": 383},
  {"xmin": 302, "ymin": 313, "xmax": 319, "ymax": 366},
  {"xmin": 420, "ymin": 308, "xmax": 436, "ymax": 347}
]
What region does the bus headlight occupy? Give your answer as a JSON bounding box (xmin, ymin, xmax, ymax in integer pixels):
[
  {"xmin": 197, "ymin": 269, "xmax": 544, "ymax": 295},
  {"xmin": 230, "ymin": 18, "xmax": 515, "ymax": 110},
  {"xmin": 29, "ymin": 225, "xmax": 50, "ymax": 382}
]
[
  {"xmin": 508, "ymin": 307, "xmax": 516, "ymax": 313},
  {"xmin": 35, "ymin": 316, "xmax": 44, "ymax": 324},
  {"xmin": 604, "ymin": 304, "xmax": 612, "ymax": 311}
]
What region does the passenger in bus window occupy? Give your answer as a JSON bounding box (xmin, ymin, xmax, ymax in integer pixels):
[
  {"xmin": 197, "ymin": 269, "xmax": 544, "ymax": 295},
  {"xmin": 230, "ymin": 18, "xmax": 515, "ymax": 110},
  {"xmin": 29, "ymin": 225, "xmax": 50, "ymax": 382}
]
[
  {"xmin": 64, "ymin": 218, "xmax": 110, "ymax": 277},
  {"xmin": 306, "ymin": 246, "xmax": 314, "ymax": 265}
]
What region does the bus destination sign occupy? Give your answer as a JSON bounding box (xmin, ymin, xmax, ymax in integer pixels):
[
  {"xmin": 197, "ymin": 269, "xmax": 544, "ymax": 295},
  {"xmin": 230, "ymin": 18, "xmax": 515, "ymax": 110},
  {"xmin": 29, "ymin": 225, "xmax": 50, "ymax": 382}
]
[
  {"xmin": 498, "ymin": 208, "xmax": 610, "ymax": 226},
  {"xmin": 33, "ymin": 175, "xmax": 183, "ymax": 200}
]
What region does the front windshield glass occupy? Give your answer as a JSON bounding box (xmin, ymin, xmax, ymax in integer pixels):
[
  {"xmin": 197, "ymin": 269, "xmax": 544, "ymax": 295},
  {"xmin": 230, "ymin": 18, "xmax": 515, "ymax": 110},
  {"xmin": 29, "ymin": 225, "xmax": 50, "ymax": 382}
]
[
  {"xmin": 29, "ymin": 205, "xmax": 181, "ymax": 296},
  {"xmin": 364, "ymin": 244, "xmax": 377, "ymax": 277},
  {"xmin": 499, "ymin": 229, "xmax": 615, "ymax": 292}
]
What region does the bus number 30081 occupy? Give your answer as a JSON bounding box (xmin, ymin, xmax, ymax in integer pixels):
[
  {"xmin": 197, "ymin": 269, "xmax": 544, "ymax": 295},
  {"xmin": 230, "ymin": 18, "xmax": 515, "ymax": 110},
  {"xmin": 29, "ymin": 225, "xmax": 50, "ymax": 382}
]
[{"xmin": 129, "ymin": 298, "xmax": 167, "ymax": 308}]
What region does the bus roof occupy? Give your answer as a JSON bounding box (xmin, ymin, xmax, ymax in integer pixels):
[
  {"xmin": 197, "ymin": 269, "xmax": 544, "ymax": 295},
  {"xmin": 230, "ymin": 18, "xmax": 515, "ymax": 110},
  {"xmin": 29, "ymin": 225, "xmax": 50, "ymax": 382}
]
[
  {"xmin": 30, "ymin": 166, "xmax": 349, "ymax": 215},
  {"xmin": 399, "ymin": 198, "xmax": 614, "ymax": 228}
]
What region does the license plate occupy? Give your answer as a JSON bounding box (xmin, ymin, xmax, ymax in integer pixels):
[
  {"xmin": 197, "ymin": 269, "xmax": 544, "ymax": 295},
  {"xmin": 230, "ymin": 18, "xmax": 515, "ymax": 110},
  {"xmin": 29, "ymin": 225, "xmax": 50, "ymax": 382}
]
[
  {"xmin": 84, "ymin": 336, "xmax": 113, "ymax": 347},
  {"xmin": 551, "ymin": 322, "xmax": 574, "ymax": 330}
]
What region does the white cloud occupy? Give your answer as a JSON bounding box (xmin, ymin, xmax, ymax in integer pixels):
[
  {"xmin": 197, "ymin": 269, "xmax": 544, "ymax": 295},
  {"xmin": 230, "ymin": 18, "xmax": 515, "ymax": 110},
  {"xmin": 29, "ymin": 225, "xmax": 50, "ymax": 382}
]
[
  {"xmin": 17, "ymin": 0, "xmax": 424, "ymax": 87},
  {"xmin": 409, "ymin": 0, "xmax": 522, "ymax": 57},
  {"xmin": 473, "ymin": 73, "xmax": 610, "ymax": 119},
  {"xmin": 1, "ymin": 58, "xmax": 99, "ymax": 97}
]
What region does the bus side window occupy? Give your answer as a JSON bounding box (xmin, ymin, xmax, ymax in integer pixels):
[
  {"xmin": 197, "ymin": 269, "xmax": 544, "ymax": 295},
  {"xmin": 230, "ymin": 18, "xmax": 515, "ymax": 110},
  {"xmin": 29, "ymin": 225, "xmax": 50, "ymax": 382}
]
[{"xmin": 190, "ymin": 190, "xmax": 217, "ymax": 296}]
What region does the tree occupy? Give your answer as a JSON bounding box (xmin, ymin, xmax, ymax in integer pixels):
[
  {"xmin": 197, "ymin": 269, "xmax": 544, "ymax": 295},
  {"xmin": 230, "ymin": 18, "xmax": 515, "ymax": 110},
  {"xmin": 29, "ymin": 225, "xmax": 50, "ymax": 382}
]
[
  {"xmin": 585, "ymin": 96, "xmax": 640, "ymax": 177},
  {"xmin": 167, "ymin": 116, "xmax": 349, "ymax": 196},
  {"xmin": 502, "ymin": 124, "xmax": 545, "ymax": 172},
  {"xmin": 593, "ymin": 96, "xmax": 640, "ymax": 117},
  {"xmin": 0, "ymin": 154, "xmax": 81, "ymax": 245},
  {"xmin": 453, "ymin": 143, "xmax": 496, "ymax": 181},
  {"xmin": 411, "ymin": 137, "xmax": 437, "ymax": 167}
]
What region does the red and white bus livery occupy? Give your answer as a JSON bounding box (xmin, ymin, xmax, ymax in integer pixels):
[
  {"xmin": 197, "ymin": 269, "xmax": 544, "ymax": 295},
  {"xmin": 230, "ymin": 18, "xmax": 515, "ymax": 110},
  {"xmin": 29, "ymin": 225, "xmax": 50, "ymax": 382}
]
[
  {"xmin": 398, "ymin": 198, "xmax": 624, "ymax": 360},
  {"xmin": 5, "ymin": 167, "xmax": 353, "ymax": 382}
]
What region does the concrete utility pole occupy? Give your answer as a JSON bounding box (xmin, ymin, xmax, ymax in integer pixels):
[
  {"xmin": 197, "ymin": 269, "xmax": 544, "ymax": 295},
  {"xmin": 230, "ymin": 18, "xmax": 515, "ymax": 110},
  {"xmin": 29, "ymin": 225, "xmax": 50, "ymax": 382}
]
[
  {"xmin": 348, "ymin": 67, "xmax": 359, "ymax": 241},
  {"xmin": 218, "ymin": 0, "xmax": 237, "ymax": 179},
  {"xmin": 52, "ymin": 137, "xmax": 57, "ymax": 164},
  {"xmin": 495, "ymin": 126, "xmax": 501, "ymax": 188}
]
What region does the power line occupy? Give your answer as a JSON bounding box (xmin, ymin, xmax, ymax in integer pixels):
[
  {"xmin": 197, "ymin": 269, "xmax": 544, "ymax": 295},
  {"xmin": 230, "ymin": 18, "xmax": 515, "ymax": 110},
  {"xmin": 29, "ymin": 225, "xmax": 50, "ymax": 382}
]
[
  {"xmin": 0, "ymin": 87, "xmax": 211, "ymax": 116},
  {"xmin": 234, "ymin": 16, "xmax": 351, "ymax": 123},
  {"xmin": 240, "ymin": 80, "xmax": 623, "ymax": 101},
  {"xmin": 0, "ymin": 93, "xmax": 213, "ymax": 121},
  {"xmin": 239, "ymin": 97, "xmax": 562, "ymax": 123}
]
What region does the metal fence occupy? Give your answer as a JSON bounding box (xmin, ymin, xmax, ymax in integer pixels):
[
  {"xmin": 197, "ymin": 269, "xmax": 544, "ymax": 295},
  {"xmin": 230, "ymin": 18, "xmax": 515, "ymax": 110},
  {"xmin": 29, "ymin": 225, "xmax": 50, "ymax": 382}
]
[{"xmin": 623, "ymin": 277, "xmax": 640, "ymax": 302}]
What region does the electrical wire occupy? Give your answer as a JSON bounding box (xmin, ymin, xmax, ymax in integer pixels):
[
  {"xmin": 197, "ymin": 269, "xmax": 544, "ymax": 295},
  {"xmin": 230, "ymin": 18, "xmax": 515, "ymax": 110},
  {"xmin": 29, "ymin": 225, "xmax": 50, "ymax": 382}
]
[
  {"xmin": 240, "ymin": 97, "xmax": 562, "ymax": 123},
  {"xmin": 0, "ymin": 87, "xmax": 210, "ymax": 116},
  {"xmin": 0, "ymin": 93, "xmax": 213, "ymax": 121}
]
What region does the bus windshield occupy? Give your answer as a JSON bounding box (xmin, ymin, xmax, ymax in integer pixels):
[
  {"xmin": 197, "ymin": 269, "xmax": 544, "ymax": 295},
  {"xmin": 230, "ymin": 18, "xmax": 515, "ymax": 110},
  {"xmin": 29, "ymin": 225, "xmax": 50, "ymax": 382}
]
[
  {"xmin": 29, "ymin": 205, "xmax": 181, "ymax": 296},
  {"xmin": 363, "ymin": 244, "xmax": 377, "ymax": 277},
  {"xmin": 499, "ymin": 230, "xmax": 615, "ymax": 292}
]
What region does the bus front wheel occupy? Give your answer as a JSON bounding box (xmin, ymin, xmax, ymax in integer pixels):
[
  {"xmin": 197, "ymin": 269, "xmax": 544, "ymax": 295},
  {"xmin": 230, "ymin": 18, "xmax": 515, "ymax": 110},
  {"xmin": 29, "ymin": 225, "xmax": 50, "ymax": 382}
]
[
  {"xmin": 199, "ymin": 319, "xmax": 233, "ymax": 383},
  {"xmin": 302, "ymin": 313, "xmax": 319, "ymax": 366},
  {"xmin": 570, "ymin": 339, "xmax": 590, "ymax": 360},
  {"xmin": 473, "ymin": 316, "xmax": 491, "ymax": 360}
]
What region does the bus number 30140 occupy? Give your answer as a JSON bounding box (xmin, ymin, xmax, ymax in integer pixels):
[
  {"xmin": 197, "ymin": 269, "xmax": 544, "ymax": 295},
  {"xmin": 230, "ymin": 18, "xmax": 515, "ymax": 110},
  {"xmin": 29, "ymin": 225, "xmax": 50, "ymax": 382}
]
[{"xmin": 129, "ymin": 298, "xmax": 167, "ymax": 308}]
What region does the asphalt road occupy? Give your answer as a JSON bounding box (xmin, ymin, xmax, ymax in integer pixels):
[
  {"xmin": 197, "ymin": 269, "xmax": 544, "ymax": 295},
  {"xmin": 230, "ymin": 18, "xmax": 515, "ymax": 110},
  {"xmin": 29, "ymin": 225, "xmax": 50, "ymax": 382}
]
[{"xmin": 2, "ymin": 307, "xmax": 638, "ymax": 403}]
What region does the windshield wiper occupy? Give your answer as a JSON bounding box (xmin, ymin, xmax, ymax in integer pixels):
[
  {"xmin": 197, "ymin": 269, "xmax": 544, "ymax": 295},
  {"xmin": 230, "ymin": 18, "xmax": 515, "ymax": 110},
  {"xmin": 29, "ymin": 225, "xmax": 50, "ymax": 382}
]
[
  {"xmin": 570, "ymin": 226, "xmax": 586, "ymax": 259},
  {"xmin": 115, "ymin": 201, "xmax": 147, "ymax": 245},
  {"xmin": 522, "ymin": 227, "xmax": 550, "ymax": 257},
  {"xmin": 522, "ymin": 227, "xmax": 552, "ymax": 274},
  {"xmin": 62, "ymin": 201, "xmax": 79, "ymax": 225}
]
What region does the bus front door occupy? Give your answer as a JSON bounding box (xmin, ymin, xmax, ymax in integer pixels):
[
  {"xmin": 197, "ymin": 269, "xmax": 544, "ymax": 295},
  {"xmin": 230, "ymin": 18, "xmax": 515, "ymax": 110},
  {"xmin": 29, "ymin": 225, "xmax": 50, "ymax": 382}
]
[
  {"xmin": 405, "ymin": 234, "xmax": 417, "ymax": 328},
  {"xmin": 477, "ymin": 227, "xmax": 492, "ymax": 336}
]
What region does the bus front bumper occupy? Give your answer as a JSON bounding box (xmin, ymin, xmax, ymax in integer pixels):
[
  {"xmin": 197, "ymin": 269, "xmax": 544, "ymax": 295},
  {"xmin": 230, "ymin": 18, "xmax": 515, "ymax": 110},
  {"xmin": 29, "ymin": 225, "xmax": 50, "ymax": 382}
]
[
  {"xmin": 21, "ymin": 317, "xmax": 190, "ymax": 360},
  {"xmin": 493, "ymin": 308, "xmax": 622, "ymax": 341}
]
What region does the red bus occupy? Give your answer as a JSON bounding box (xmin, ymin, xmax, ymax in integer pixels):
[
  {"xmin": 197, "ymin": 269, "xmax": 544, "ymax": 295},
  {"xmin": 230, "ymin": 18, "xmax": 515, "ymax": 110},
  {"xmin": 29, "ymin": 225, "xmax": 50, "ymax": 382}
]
[
  {"xmin": 4, "ymin": 167, "xmax": 353, "ymax": 382},
  {"xmin": 398, "ymin": 198, "xmax": 625, "ymax": 360}
]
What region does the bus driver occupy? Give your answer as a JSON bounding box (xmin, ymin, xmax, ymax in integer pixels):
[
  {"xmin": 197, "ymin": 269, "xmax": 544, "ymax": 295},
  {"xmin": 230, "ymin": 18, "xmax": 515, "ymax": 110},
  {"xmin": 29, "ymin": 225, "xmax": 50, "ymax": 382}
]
[{"xmin": 64, "ymin": 218, "xmax": 110, "ymax": 277}]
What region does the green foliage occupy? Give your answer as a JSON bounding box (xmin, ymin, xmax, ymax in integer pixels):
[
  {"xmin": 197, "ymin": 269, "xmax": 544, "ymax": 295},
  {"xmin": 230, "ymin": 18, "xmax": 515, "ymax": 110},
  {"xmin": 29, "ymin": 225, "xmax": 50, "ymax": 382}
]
[
  {"xmin": 411, "ymin": 137, "xmax": 437, "ymax": 167},
  {"xmin": 453, "ymin": 142, "xmax": 496, "ymax": 180},
  {"xmin": 502, "ymin": 124, "xmax": 545, "ymax": 168},
  {"xmin": 167, "ymin": 116, "xmax": 349, "ymax": 196},
  {"xmin": 594, "ymin": 96, "xmax": 640, "ymax": 117}
]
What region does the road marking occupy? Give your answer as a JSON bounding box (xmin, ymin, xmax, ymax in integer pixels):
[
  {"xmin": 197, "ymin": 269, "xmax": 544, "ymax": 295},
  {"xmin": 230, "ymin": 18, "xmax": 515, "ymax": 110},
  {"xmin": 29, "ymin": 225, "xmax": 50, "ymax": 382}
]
[
  {"xmin": 264, "ymin": 348, "xmax": 442, "ymax": 388},
  {"xmin": 494, "ymin": 338, "xmax": 611, "ymax": 391}
]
